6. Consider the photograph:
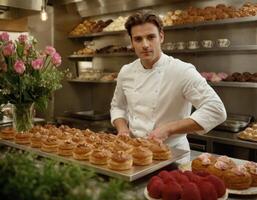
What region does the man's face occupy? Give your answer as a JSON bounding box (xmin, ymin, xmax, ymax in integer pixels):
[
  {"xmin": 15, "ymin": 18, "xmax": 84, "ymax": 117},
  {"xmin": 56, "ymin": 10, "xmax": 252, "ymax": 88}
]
[{"xmin": 130, "ymin": 23, "xmax": 164, "ymax": 67}]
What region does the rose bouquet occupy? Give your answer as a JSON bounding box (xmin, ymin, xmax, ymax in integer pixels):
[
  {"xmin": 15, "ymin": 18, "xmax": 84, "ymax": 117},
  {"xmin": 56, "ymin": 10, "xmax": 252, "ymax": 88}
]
[{"xmin": 0, "ymin": 32, "xmax": 63, "ymax": 131}]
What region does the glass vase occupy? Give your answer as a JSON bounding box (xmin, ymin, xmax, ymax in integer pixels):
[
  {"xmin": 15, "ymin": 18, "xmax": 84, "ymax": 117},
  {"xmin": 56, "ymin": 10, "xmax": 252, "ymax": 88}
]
[{"xmin": 12, "ymin": 103, "xmax": 34, "ymax": 132}]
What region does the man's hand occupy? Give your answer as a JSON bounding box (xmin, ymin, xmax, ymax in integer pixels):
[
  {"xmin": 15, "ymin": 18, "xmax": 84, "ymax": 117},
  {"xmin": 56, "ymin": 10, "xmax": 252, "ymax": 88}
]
[
  {"xmin": 148, "ymin": 124, "xmax": 170, "ymax": 142},
  {"xmin": 117, "ymin": 130, "xmax": 130, "ymax": 136}
]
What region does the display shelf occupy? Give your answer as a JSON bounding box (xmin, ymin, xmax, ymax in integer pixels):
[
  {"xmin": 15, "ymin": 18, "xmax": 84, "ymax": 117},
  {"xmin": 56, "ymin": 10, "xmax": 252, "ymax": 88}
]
[
  {"xmin": 68, "ymin": 16, "xmax": 257, "ymax": 39},
  {"xmin": 209, "ymin": 81, "xmax": 257, "ymax": 88},
  {"xmin": 68, "ymin": 45, "xmax": 257, "ymax": 60},
  {"xmin": 68, "ymin": 52, "xmax": 135, "ymax": 60},
  {"xmin": 165, "ymin": 45, "xmax": 257, "ymax": 54}
]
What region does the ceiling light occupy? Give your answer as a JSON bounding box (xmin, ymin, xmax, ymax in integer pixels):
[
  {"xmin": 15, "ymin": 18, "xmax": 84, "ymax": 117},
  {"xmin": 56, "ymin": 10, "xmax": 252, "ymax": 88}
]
[{"xmin": 40, "ymin": 0, "xmax": 48, "ymax": 21}]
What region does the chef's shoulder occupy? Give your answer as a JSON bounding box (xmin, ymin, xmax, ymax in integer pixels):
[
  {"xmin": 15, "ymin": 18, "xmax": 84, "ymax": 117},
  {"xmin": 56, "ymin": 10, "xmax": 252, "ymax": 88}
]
[
  {"xmin": 167, "ymin": 56, "xmax": 196, "ymax": 73},
  {"xmin": 117, "ymin": 59, "xmax": 139, "ymax": 77}
]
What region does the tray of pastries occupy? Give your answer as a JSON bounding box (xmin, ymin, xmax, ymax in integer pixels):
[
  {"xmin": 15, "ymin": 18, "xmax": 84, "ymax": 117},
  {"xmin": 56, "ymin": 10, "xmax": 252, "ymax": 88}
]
[
  {"xmin": 0, "ymin": 125, "xmax": 189, "ymax": 181},
  {"xmin": 237, "ymin": 123, "xmax": 257, "ymax": 142},
  {"xmin": 180, "ymin": 153, "xmax": 257, "ymax": 195}
]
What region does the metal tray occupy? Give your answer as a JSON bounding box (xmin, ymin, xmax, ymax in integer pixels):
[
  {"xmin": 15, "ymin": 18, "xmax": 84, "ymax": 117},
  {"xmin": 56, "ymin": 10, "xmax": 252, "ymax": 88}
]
[
  {"xmin": 65, "ymin": 110, "xmax": 110, "ymax": 121},
  {"xmin": 0, "ymin": 139, "xmax": 189, "ymax": 181},
  {"xmin": 214, "ymin": 114, "xmax": 253, "ymax": 133}
]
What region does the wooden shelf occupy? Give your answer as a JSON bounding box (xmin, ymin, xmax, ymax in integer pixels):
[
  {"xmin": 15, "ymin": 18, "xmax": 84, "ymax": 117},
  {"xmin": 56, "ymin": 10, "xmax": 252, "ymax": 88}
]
[
  {"xmin": 209, "ymin": 81, "xmax": 257, "ymax": 88},
  {"xmin": 68, "ymin": 16, "xmax": 257, "ymax": 39},
  {"xmin": 68, "ymin": 45, "xmax": 257, "ymax": 60}
]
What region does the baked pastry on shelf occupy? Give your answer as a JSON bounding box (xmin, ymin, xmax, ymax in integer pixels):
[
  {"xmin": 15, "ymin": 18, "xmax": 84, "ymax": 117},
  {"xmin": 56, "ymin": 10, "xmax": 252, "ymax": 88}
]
[
  {"xmin": 89, "ymin": 148, "xmax": 111, "ymax": 165},
  {"xmin": 73, "ymin": 143, "xmax": 93, "ymax": 160},
  {"xmin": 0, "ymin": 127, "xmax": 16, "ymax": 140},
  {"xmin": 112, "ymin": 139, "xmax": 133, "ymax": 154},
  {"xmin": 58, "ymin": 140, "xmax": 75, "ymax": 156},
  {"xmin": 223, "ymin": 165, "xmax": 252, "ymax": 190},
  {"xmin": 107, "ymin": 151, "xmax": 133, "ymax": 170},
  {"xmin": 132, "ymin": 146, "xmax": 153, "ymax": 166},
  {"xmin": 15, "ymin": 132, "xmax": 31, "ymax": 145},
  {"xmin": 41, "ymin": 136, "xmax": 59, "ymax": 153},
  {"xmin": 149, "ymin": 142, "xmax": 172, "ymax": 160},
  {"xmin": 216, "ymin": 156, "xmax": 236, "ymax": 168},
  {"xmin": 130, "ymin": 138, "xmax": 151, "ymax": 148},
  {"xmin": 207, "ymin": 160, "xmax": 231, "ymax": 179},
  {"xmin": 191, "ymin": 153, "xmax": 216, "ymax": 173},
  {"xmin": 30, "ymin": 132, "xmax": 43, "ymax": 148},
  {"xmin": 244, "ymin": 161, "xmax": 257, "ymax": 187}
]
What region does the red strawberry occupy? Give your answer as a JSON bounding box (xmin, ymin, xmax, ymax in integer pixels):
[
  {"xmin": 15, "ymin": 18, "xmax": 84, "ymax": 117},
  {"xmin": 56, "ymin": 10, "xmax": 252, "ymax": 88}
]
[
  {"xmin": 195, "ymin": 171, "xmax": 210, "ymax": 177},
  {"xmin": 196, "ymin": 181, "xmax": 218, "ymax": 200},
  {"xmin": 204, "ymin": 175, "xmax": 226, "ymax": 198},
  {"xmin": 181, "ymin": 182, "xmax": 201, "ymax": 200},
  {"xmin": 183, "ymin": 171, "xmax": 202, "ymax": 184},
  {"xmin": 147, "ymin": 178, "xmax": 164, "ymax": 199},
  {"xmin": 147, "ymin": 176, "xmax": 162, "ymax": 191},
  {"xmin": 162, "ymin": 181, "xmax": 182, "ymax": 200}
]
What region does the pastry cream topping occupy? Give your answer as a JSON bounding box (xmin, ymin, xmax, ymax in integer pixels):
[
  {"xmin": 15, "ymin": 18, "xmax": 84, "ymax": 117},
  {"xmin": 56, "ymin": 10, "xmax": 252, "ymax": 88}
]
[
  {"xmin": 202, "ymin": 158, "xmax": 211, "ymax": 165},
  {"xmin": 231, "ymin": 166, "xmax": 248, "ymax": 176},
  {"xmin": 214, "ymin": 161, "xmax": 229, "ymax": 170}
]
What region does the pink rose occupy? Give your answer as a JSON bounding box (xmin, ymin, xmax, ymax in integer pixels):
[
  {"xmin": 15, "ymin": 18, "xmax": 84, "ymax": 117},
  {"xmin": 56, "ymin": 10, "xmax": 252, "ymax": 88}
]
[
  {"xmin": 51, "ymin": 52, "xmax": 62, "ymax": 66},
  {"xmin": 2, "ymin": 42, "xmax": 14, "ymax": 56},
  {"xmin": 31, "ymin": 58, "xmax": 43, "ymax": 70},
  {"xmin": 45, "ymin": 46, "xmax": 56, "ymax": 55},
  {"xmin": 18, "ymin": 34, "xmax": 28, "ymax": 44},
  {"xmin": 14, "ymin": 60, "xmax": 25, "ymax": 74},
  {"xmin": 0, "ymin": 32, "xmax": 9, "ymax": 42}
]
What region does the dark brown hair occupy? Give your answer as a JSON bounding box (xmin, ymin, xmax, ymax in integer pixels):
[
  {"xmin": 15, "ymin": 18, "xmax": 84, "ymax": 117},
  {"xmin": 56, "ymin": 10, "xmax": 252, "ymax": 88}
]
[{"xmin": 125, "ymin": 10, "xmax": 163, "ymax": 37}]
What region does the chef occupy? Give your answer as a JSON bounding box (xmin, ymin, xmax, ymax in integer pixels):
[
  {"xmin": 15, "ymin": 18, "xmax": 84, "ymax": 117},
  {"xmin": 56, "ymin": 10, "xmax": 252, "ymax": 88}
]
[{"xmin": 110, "ymin": 11, "xmax": 226, "ymax": 154}]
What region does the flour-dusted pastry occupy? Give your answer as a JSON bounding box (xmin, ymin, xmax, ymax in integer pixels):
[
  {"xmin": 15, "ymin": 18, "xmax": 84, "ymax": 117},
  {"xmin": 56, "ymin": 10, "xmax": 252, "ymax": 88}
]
[
  {"xmin": 112, "ymin": 139, "xmax": 134, "ymax": 154},
  {"xmin": 58, "ymin": 140, "xmax": 75, "ymax": 156},
  {"xmin": 41, "ymin": 135, "xmax": 59, "ymax": 153},
  {"xmin": 244, "ymin": 161, "xmax": 257, "ymax": 186},
  {"xmin": 89, "ymin": 148, "xmax": 111, "ymax": 165},
  {"xmin": 30, "ymin": 132, "xmax": 42, "ymax": 148},
  {"xmin": 149, "ymin": 142, "xmax": 172, "ymax": 160},
  {"xmin": 15, "ymin": 132, "xmax": 31, "ymax": 145},
  {"xmin": 224, "ymin": 165, "xmax": 252, "ymax": 190},
  {"xmin": 107, "ymin": 151, "xmax": 133, "ymax": 170},
  {"xmin": 73, "ymin": 143, "xmax": 93, "ymax": 160},
  {"xmin": 192, "ymin": 153, "xmax": 216, "ymax": 173},
  {"xmin": 132, "ymin": 146, "xmax": 153, "ymax": 166},
  {"xmin": 0, "ymin": 127, "xmax": 16, "ymax": 140}
]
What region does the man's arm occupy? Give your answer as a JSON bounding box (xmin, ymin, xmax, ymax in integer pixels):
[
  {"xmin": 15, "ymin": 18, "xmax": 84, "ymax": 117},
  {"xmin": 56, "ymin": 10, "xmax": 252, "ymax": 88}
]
[
  {"xmin": 110, "ymin": 66, "xmax": 130, "ymax": 135},
  {"xmin": 149, "ymin": 65, "xmax": 226, "ymax": 142},
  {"xmin": 148, "ymin": 118, "xmax": 203, "ymax": 141},
  {"xmin": 113, "ymin": 118, "xmax": 130, "ymax": 135}
]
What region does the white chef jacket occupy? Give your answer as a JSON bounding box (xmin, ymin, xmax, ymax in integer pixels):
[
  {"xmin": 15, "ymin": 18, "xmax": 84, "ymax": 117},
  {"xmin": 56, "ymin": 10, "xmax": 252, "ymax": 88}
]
[{"xmin": 110, "ymin": 53, "xmax": 226, "ymax": 148}]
